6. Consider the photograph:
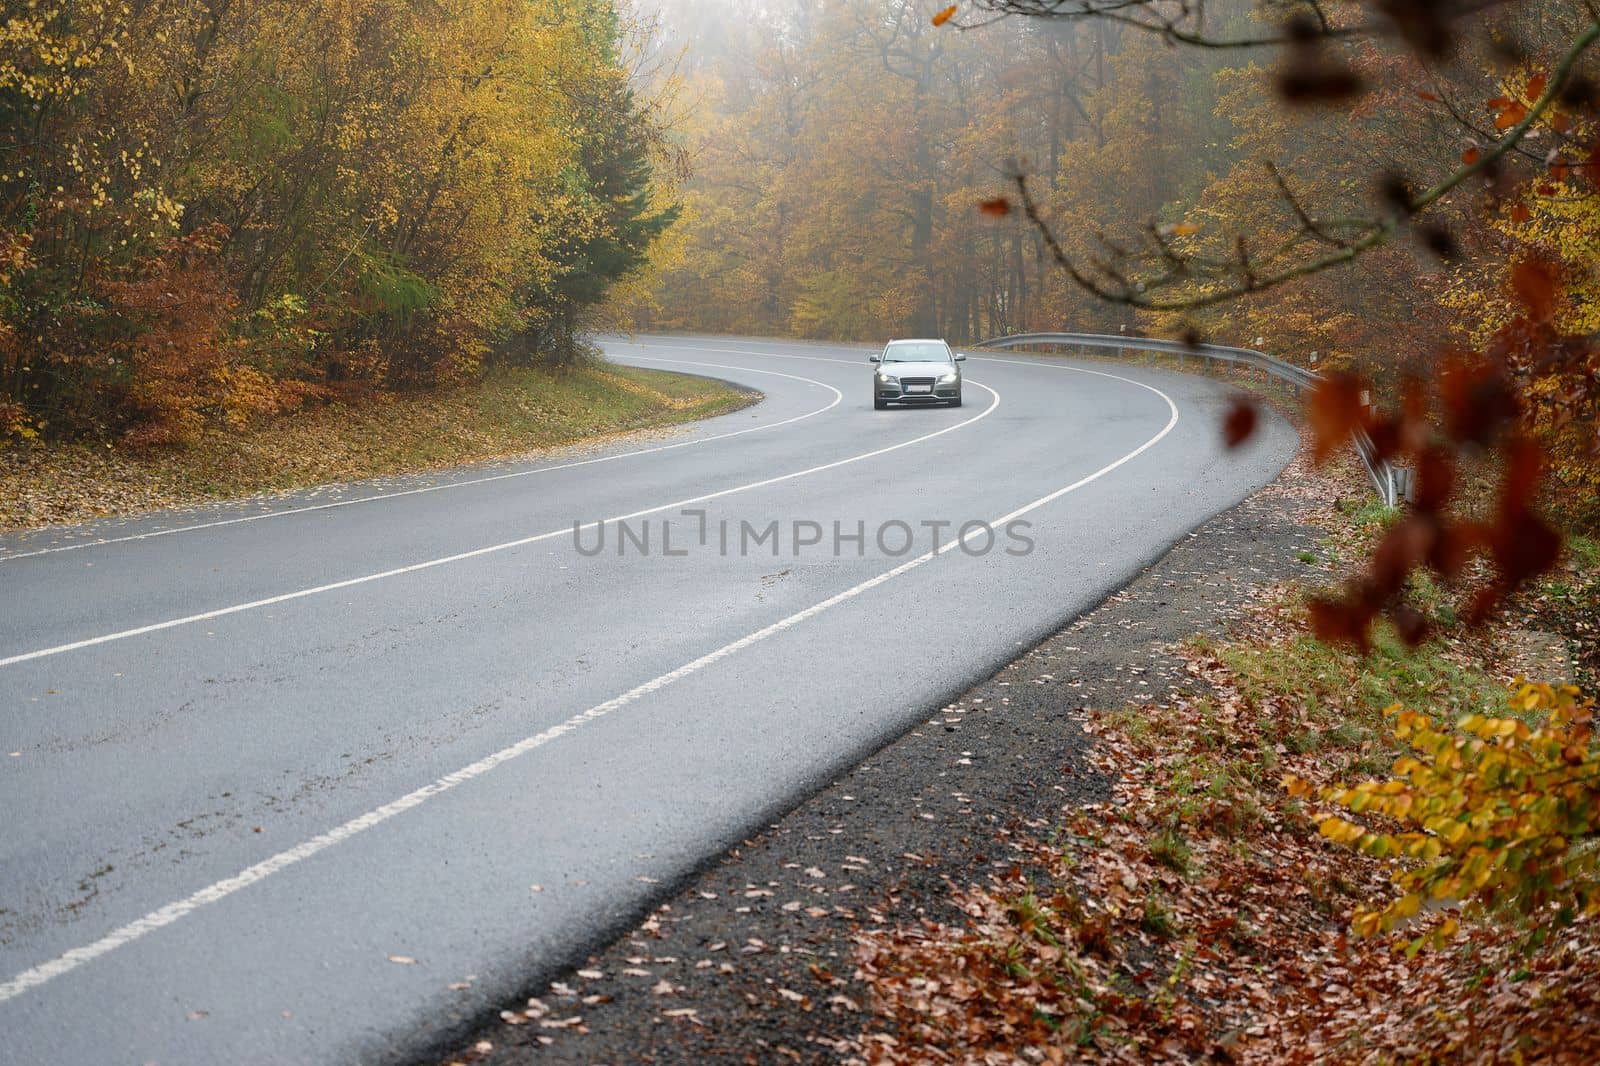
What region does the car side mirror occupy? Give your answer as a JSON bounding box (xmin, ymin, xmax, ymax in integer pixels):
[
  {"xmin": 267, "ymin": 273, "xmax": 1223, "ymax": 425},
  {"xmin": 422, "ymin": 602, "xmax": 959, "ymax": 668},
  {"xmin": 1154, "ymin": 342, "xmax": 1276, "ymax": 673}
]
[
  {"xmin": 954, "ymin": 353, "xmax": 967, "ymax": 362},
  {"xmin": 869, "ymin": 354, "xmax": 881, "ymax": 363}
]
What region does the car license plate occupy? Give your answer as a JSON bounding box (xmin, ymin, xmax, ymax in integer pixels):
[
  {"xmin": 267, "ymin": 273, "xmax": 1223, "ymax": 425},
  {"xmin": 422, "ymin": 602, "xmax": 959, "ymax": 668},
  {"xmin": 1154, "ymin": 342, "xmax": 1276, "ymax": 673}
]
[{"xmin": 907, "ymin": 385, "xmax": 931, "ymax": 394}]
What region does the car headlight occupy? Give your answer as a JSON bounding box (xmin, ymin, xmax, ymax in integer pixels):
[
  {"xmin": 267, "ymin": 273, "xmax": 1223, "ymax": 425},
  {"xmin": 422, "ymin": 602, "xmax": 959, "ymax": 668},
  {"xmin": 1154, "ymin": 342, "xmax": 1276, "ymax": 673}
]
[
  {"xmin": 938, "ymin": 371, "xmax": 958, "ymax": 384},
  {"xmin": 877, "ymin": 372, "xmax": 898, "ymax": 384}
]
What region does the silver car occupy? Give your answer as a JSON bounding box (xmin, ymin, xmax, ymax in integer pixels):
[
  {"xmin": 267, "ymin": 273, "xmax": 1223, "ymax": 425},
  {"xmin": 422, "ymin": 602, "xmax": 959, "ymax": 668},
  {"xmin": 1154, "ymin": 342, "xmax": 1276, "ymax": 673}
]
[{"xmin": 870, "ymin": 338, "xmax": 965, "ymax": 409}]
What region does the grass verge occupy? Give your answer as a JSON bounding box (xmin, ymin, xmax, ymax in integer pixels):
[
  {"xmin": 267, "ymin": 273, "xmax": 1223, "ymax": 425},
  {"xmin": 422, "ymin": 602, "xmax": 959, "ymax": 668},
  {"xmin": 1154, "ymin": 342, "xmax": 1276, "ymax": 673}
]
[
  {"xmin": 0, "ymin": 362, "xmax": 755, "ymax": 532},
  {"xmin": 853, "ymin": 456, "xmax": 1600, "ymax": 1064}
]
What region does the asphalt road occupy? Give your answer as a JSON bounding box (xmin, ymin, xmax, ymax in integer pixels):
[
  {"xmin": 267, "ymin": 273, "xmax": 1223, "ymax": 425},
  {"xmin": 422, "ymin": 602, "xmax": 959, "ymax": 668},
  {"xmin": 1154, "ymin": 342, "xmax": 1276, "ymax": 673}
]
[{"xmin": 0, "ymin": 335, "xmax": 1298, "ymax": 1065}]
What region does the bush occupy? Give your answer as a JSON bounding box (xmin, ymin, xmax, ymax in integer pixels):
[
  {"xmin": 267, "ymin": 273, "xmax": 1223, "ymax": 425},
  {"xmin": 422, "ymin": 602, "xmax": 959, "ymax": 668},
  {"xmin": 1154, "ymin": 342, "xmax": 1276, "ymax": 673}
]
[{"xmin": 1292, "ymin": 681, "xmax": 1600, "ymax": 950}]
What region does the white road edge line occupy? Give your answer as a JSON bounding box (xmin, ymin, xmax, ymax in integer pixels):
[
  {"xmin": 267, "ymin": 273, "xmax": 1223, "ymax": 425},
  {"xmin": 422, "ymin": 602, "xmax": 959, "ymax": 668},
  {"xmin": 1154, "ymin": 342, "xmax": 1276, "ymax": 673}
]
[
  {"xmin": 0, "ymin": 374, "xmax": 997, "ymax": 669},
  {"xmin": 0, "ymin": 367, "xmax": 1176, "ymax": 1006},
  {"xmin": 0, "ymin": 359, "xmax": 841, "ymax": 563}
]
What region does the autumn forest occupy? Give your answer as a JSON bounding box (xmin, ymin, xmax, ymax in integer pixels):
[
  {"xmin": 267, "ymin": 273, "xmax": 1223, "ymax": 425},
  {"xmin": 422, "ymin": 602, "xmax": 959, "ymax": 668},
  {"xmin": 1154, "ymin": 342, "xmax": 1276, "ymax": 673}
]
[{"xmin": 1, "ymin": 0, "xmax": 677, "ymax": 447}]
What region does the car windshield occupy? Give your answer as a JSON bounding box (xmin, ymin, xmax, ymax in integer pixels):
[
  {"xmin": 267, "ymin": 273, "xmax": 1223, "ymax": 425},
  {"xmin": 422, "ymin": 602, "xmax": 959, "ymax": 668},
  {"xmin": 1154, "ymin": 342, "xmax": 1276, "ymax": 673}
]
[{"xmin": 882, "ymin": 342, "xmax": 949, "ymax": 363}]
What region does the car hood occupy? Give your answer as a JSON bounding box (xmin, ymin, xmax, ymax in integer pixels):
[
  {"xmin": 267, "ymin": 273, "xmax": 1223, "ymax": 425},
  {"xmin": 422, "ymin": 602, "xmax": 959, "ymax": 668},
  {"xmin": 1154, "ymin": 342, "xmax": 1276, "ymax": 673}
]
[{"xmin": 877, "ymin": 361, "xmax": 955, "ymax": 376}]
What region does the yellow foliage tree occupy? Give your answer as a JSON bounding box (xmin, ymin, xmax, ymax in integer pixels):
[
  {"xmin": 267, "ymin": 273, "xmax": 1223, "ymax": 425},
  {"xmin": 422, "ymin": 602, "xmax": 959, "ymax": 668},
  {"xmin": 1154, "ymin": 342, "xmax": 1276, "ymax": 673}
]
[
  {"xmin": 1, "ymin": 0, "xmax": 677, "ymax": 440},
  {"xmin": 1293, "ymin": 681, "xmax": 1600, "ymax": 951}
]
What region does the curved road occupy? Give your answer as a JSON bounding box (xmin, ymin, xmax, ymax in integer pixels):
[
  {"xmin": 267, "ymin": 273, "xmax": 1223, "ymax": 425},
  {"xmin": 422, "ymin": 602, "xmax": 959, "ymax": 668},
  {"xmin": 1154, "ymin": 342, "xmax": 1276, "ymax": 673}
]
[{"xmin": 0, "ymin": 335, "xmax": 1297, "ymax": 1064}]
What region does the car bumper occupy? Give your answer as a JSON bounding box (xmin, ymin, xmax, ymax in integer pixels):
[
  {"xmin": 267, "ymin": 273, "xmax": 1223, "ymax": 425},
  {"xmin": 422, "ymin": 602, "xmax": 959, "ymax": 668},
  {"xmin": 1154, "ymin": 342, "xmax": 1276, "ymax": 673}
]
[{"xmin": 876, "ymin": 384, "xmax": 959, "ymax": 401}]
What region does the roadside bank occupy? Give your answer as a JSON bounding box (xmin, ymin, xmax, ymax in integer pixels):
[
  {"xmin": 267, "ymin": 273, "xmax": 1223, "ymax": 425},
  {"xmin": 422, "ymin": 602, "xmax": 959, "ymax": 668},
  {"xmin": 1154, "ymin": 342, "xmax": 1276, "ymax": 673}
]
[{"xmin": 1, "ymin": 362, "xmax": 755, "ymax": 533}]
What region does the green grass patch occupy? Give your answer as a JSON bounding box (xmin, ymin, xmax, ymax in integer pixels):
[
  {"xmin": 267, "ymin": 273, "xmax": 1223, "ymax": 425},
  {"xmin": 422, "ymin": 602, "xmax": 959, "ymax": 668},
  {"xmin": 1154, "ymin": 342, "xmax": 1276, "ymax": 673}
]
[
  {"xmin": 1334, "ymin": 495, "xmax": 1397, "ymax": 529},
  {"xmin": 1185, "ymin": 611, "xmax": 1511, "ymax": 788},
  {"xmin": 1148, "ymin": 829, "xmax": 1195, "ymax": 876},
  {"xmin": 0, "ymin": 361, "xmax": 756, "ymax": 531},
  {"xmin": 1199, "ymin": 621, "xmax": 1508, "ymax": 736},
  {"xmin": 1565, "ymin": 534, "xmax": 1599, "ymax": 571},
  {"xmin": 1140, "ymin": 892, "xmax": 1179, "ymax": 938}
]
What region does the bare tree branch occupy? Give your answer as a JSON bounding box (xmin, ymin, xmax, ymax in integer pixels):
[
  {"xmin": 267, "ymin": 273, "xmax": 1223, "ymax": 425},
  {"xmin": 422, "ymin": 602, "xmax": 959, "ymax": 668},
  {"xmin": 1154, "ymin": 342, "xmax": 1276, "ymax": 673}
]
[
  {"xmin": 1012, "ymin": 16, "xmax": 1600, "ymax": 311},
  {"xmin": 958, "ymin": 0, "xmax": 1513, "ymax": 51}
]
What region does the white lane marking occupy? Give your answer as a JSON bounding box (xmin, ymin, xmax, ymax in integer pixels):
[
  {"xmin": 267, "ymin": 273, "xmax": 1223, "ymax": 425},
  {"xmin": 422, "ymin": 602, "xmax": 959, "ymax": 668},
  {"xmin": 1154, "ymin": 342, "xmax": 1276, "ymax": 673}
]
[
  {"xmin": 615, "ymin": 341, "xmax": 1188, "ymax": 409},
  {"xmin": 0, "ymin": 379, "xmax": 998, "ymax": 669},
  {"xmin": 612, "ymin": 337, "xmax": 1137, "ymax": 374},
  {"xmin": 0, "ymin": 360, "xmax": 841, "ymax": 563},
  {"xmin": 0, "ymin": 368, "xmax": 1177, "ymax": 1006}
]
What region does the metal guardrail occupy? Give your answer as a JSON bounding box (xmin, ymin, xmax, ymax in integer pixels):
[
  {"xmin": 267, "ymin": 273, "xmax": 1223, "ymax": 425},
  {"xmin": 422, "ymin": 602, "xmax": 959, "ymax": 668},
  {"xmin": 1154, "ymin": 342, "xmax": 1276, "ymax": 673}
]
[{"xmin": 974, "ymin": 331, "xmax": 1400, "ymax": 507}]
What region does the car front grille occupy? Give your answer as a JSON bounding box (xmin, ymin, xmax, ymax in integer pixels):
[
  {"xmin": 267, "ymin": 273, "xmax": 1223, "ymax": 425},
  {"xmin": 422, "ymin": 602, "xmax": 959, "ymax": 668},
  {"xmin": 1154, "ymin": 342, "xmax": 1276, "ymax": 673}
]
[{"xmin": 900, "ymin": 377, "xmax": 936, "ymax": 388}]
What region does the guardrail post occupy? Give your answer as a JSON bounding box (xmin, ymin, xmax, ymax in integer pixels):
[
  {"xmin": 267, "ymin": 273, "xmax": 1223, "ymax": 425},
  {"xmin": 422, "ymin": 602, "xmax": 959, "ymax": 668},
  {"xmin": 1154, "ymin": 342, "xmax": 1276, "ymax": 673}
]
[{"xmin": 1392, "ymin": 466, "xmax": 1412, "ymax": 505}]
